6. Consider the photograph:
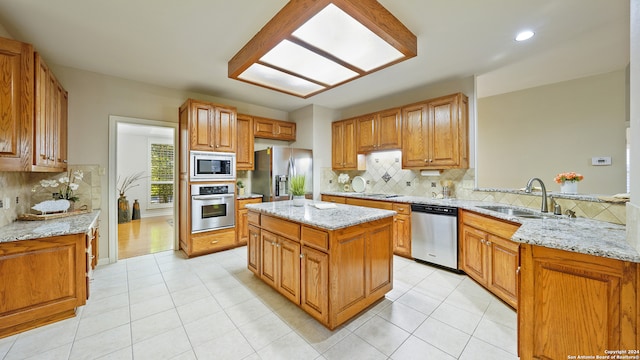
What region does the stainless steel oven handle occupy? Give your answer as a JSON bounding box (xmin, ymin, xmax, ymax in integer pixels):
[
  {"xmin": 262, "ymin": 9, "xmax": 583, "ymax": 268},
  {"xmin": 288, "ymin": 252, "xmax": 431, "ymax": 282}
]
[{"xmin": 192, "ymin": 194, "xmax": 234, "ymax": 201}]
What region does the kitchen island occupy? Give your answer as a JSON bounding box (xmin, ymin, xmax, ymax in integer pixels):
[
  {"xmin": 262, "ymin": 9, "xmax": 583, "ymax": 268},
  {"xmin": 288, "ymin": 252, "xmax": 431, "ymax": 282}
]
[{"xmin": 246, "ymin": 200, "xmax": 395, "ymax": 329}]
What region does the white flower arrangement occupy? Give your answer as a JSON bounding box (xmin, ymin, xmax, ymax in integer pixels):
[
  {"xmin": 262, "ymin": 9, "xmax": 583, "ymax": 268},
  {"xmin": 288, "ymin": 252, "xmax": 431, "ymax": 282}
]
[
  {"xmin": 39, "ymin": 169, "xmax": 84, "ymax": 202},
  {"xmin": 338, "ymin": 173, "xmax": 350, "ymax": 184}
]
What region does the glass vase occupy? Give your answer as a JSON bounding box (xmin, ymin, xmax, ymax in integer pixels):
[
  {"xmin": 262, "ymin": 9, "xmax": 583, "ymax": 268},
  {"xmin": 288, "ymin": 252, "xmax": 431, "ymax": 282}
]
[{"xmin": 118, "ymin": 195, "xmax": 131, "ymax": 223}]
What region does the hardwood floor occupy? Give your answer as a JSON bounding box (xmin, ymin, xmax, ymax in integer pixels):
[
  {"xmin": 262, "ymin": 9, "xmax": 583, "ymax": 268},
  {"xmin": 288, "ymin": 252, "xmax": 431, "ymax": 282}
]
[{"xmin": 118, "ymin": 215, "xmax": 174, "ymax": 259}]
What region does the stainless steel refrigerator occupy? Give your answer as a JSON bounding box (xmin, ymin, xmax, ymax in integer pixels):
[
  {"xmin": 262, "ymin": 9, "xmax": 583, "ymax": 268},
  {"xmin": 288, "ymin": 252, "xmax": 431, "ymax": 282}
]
[{"xmin": 252, "ymin": 147, "xmax": 313, "ymax": 202}]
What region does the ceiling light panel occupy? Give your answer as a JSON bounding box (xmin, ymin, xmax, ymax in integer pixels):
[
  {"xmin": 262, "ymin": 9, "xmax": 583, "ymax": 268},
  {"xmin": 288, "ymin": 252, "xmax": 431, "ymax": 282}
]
[
  {"xmin": 260, "ymin": 40, "xmax": 359, "ymax": 85},
  {"xmin": 228, "ymin": 0, "xmax": 417, "ymax": 98},
  {"xmin": 292, "ymin": 4, "xmax": 404, "ymax": 72},
  {"xmin": 238, "ymin": 63, "xmax": 325, "ymax": 97}
]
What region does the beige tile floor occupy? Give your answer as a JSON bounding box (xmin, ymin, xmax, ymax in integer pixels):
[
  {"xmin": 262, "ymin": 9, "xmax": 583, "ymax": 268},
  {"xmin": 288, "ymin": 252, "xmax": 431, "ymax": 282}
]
[{"xmin": 0, "ymin": 247, "xmax": 518, "ymax": 360}]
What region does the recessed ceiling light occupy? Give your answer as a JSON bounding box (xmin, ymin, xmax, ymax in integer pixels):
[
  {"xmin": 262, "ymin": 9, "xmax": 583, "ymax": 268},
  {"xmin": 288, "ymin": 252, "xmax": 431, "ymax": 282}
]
[{"xmin": 515, "ymin": 30, "xmax": 535, "ymax": 42}]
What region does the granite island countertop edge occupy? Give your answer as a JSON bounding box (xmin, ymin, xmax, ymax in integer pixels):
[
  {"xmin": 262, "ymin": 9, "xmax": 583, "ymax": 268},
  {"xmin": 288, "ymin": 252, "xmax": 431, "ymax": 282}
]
[{"xmin": 0, "ymin": 210, "xmax": 101, "ymax": 243}]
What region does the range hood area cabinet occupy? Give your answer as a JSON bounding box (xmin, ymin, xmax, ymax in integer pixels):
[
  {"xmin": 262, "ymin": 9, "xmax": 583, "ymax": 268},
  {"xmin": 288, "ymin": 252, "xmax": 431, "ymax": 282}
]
[
  {"xmin": 253, "ymin": 116, "xmax": 296, "ymax": 141},
  {"xmin": 402, "ymin": 93, "xmax": 469, "ymax": 169},
  {"xmin": 356, "ymin": 108, "xmax": 402, "ymax": 153},
  {"xmin": 330, "ymin": 92, "xmax": 469, "ymax": 171},
  {"xmin": 0, "ymin": 37, "xmax": 68, "ymax": 172}
]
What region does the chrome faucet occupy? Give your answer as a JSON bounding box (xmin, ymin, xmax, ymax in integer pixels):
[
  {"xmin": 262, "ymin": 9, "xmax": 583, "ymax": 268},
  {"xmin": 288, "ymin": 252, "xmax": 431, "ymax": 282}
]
[{"xmin": 525, "ymin": 177, "xmax": 548, "ymax": 213}]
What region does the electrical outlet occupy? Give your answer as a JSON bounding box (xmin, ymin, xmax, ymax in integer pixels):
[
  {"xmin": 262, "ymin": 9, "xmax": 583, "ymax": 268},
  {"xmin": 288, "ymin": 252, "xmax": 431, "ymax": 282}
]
[
  {"xmin": 406, "ymin": 181, "xmax": 411, "ymax": 187},
  {"xmin": 3, "ymin": 198, "xmax": 9, "ymax": 209},
  {"xmin": 329, "ymin": 179, "xmax": 332, "ymax": 184},
  {"xmin": 0, "ymin": 199, "xmax": 3, "ymax": 209},
  {"xmin": 431, "ymin": 182, "xmax": 437, "ymax": 187},
  {"xmin": 16, "ymin": 196, "xmax": 19, "ymax": 204}
]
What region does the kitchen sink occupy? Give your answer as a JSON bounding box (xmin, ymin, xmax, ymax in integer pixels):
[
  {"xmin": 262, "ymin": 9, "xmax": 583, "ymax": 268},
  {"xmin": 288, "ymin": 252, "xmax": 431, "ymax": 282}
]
[{"xmin": 476, "ymin": 205, "xmax": 544, "ymax": 219}]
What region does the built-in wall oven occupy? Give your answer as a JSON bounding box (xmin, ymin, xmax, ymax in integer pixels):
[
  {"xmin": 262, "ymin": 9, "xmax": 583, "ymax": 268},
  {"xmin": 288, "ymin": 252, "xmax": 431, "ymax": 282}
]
[
  {"xmin": 191, "ymin": 183, "xmax": 235, "ymax": 233},
  {"xmin": 190, "ymin": 151, "xmax": 236, "ymax": 181}
]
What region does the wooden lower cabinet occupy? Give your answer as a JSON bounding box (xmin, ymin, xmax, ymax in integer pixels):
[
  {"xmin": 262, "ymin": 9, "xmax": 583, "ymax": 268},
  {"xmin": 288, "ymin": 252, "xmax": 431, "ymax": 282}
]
[
  {"xmin": 249, "ymin": 211, "xmax": 393, "ymax": 329},
  {"xmin": 0, "ymin": 228, "xmax": 95, "ymax": 338},
  {"xmin": 237, "ymin": 197, "xmax": 262, "ymax": 245},
  {"xmin": 188, "ymin": 228, "xmax": 236, "ymax": 256},
  {"xmin": 518, "ymin": 244, "xmax": 638, "ymax": 359},
  {"xmin": 459, "ymin": 210, "xmax": 520, "ymax": 308},
  {"xmin": 322, "ymin": 195, "xmax": 412, "ymax": 257}
]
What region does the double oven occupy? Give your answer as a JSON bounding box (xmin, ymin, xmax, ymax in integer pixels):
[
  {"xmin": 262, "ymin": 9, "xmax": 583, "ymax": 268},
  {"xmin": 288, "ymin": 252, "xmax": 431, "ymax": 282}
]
[{"xmin": 189, "ymin": 151, "xmax": 236, "ymax": 233}]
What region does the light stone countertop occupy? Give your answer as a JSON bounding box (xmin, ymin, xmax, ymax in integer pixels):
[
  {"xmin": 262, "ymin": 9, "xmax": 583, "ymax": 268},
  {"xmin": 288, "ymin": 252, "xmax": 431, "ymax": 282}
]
[
  {"xmin": 0, "ymin": 210, "xmax": 101, "ymax": 243},
  {"xmin": 322, "ymin": 192, "xmax": 638, "ymax": 263},
  {"xmin": 245, "ymin": 200, "xmax": 396, "ymax": 231},
  {"xmin": 237, "ymin": 193, "xmax": 263, "ymax": 200}
]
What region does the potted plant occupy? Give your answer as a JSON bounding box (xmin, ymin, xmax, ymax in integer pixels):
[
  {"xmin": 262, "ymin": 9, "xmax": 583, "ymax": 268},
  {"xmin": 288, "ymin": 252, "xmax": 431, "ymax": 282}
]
[
  {"xmin": 237, "ymin": 180, "xmax": 245, "ymax": 196},
  {"xmin": 289, "ymin": 175, "xmax": 306, "ymax": 206}
]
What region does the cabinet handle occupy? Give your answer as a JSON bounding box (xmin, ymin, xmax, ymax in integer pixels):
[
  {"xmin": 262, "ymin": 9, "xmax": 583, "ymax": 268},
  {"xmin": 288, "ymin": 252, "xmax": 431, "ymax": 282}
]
[
  {"xmin": 486, "ymin": 241, "xmax": 491, "ymax": 246},
  {"xmin": 215, "ymin": 145, "xmax": 220, "ymax": 148},
  {"xmin": 271, "ymin": 241, "xmax": 276, "ymax": 246},
  {"xmin": 516, "ymin": 266, "xmax": 521, "ymax": 274},
  {"xmin": 429, "ymin": 159, "xmax": 433, "ymax": 163},
  {"xmin": 41, "ymin": 154, "xmax": 46, "ymax": 159},
  {"xmin": 299, "ymin": 254, "xmax": 304, "ymax": 258},
  {"xmin": 424, "ymin": 159, "xmax": 428, "ymax": 162},
  {"xmin": 63, "ymin": 160, "xmax": 68, "ymax": 163},
  {"xmin": 480, "ymin": 239, "xmax": 485, "ymax": 244},
  {"xmin": 211, "ymin": 240, "xmax": 219, "ymax": 244}
]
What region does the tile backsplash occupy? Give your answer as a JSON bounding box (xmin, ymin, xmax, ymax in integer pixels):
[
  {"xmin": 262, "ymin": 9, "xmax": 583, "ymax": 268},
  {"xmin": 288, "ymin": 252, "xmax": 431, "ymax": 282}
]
[
  {"xmin": 0, "ymin": 165, "xmax": 102, "ymax": 227},
  {"xmin": 321, "ymin": 150, "xmax": 627, "ymax": 225},
  {"xmin": 322, "ymin": 150, "xmax": 475, "ymax": 199}
]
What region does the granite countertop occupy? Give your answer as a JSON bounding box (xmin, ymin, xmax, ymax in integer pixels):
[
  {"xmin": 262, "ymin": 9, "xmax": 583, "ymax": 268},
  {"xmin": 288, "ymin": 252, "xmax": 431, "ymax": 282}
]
[
  {"xmin": 0, "ymin": 210, "xmax": 101, "ymax": 243},
  {"xmin": 245, "ymin": 200, "xmax": 396, "ymax": 231},
  {"xmin": 322, "ymin": 191, "xmax": 638, "ymax": 263},
  {"xmin": 237, "ymin": 193, "xmax": 263, "ymax": 200}
]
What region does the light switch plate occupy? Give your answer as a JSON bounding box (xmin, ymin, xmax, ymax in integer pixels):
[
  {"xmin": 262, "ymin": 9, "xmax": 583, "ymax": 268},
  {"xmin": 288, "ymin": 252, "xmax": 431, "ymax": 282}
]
[{"xmin": 591, "ymin": 156, "xmax": 612, "ymax": 166}]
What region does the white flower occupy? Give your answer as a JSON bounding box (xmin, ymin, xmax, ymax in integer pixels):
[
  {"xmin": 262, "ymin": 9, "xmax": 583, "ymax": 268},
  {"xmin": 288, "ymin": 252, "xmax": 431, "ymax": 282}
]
[
  {"xmin": 40, "ymin": 179, "xmax": 59, "ymax": 188},
  {"xmin": 59, "ymin": 176, "xmax": 70, "ymax": 184},
  {"xmin": 72, "ymin": 170, "xmax": 84, "ymax": 181},
  {"xmin": 69, "ymin": 183, "xmax": 80, "ymax": 191},
  {"xmin": 338, "ymin": 173, "xmax": 350, "ymax": 184}
]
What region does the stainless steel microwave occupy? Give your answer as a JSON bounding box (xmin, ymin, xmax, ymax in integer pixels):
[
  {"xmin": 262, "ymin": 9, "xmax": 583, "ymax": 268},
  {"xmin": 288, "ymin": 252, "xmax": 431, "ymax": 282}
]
[{"xmin": 190, "ymin": 151, "xmax": 236, "ymax": 181}]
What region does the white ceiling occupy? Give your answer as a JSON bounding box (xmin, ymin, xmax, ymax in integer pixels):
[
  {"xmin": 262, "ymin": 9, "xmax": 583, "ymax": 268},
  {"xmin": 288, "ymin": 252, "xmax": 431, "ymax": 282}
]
[{"xmin": 0, "ymin": 0, "xmax": 629, "ymax": 112}]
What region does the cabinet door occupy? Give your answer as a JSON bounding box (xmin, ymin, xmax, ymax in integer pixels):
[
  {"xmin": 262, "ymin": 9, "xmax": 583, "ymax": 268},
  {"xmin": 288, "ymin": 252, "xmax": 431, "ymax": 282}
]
[
  {"xmin": 301, "ymin": 246, "xmax": 329, "ymax": 323},
  {"xmin": 254, "ymin": 118, "xmax": 276, "ymax": 138},
  {"xmin": 393, "ymin": 213, "xmax": 411, "ymax": 258},
  {"xmin": 237, "ymin": 208, "xmax": 249, "ymax": 245},
  {"xmin": 34, "ymin": 55, "xmax": 51, "ymax": 167},
  {"xmin": 0, "ymin": 38, "xmax": 33, "ymax": 172},
  {"xmin": 356, "ymin": 114, "xmax": 377, "ymax": 153},
  {"xmin": 367, "ymin": 222, "xmax": 393, "ymax": 294},
  {"xmin": 260, "ymin": 230, "xmax": 278, "ymax": 288},
  {"xmin": 520, "ymin": 245, "xmax": 636, "ymax": 359},
  {"xmin": 277, "ymin": 237, "xmax": 301, "ymax": 304},
  {"xmin": 331, "ymin": 121, "xmax": 346, "ymax": 169},
  {"xmin": 275, "ymin": 121, "xmax": 295, "ymax": 141},
  {"xmin": 248, "ymin": 225, "xmax": 260, "ymax": 275},
  {"xmin": 487, "ymin": 235, "xmax": 519, "ymax": 308},
  {"xmin": 190, "ymin": 101, "xmax": 214, "ymax": 150},
  {"xmin": 428, "ymin": 95, "xmax": 460, "ymax": 167},
  {"xmin": 213, "ymin": 106, "xmax": 236, "ymax": 152},
  {"xmin": 57, "ymin": 86, "xmax": 68, "ymax": 168},
  {"xmin": 377, "ymin": 108, "xmax": 401, "ymax": 151},
  {"xmin": 460, "ymin": 225, "xmax": 488, "ymax": 285},
  {"xmin": 401, "ymin": 103, "xmax": 429, "ymax": 168},
  {"xmin": 236, "ymin": 114, "xmax": 254, "ymax": 170}
]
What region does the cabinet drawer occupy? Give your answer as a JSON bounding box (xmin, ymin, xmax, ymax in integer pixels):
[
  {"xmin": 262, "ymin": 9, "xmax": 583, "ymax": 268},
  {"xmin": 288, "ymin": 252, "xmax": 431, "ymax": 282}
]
[
  {"xmin": 392, "ymin": 203, "xmax": 411, "ymax": 215},
  {"xmin": 248, "ymin": 211, "xmax": 260, "ymax": 226},
  {"xmin": 191, "ymin": 228, "xmax": 236, "ymax": 253},
  {"xmin": 461, "ymin": 210, "xmax": 519, "ymax": 239},
  {"xmin": 302, "ymin": 226, "xmax": 329, "ymax": 251},
  {"xmin": 321, "ymin": 195, "xmax": 346, "ymax": 204},
  {"xmin": 238, "ymin": 197, "xmax": 262, "ymax": 210},
  {"xmin": 345, "ymin": 198, "xmax": 393, "ymax": 210},
  {"xmin": 262, "ymin": 215, "xmax": 300, "ymax": 241}
]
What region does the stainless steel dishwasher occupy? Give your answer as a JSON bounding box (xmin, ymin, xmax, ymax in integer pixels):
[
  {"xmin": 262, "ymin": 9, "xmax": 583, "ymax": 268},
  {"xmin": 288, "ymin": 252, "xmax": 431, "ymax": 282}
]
[{"xmin": 411, "ymin": 204, "xmax": 459, "ymax": 271}]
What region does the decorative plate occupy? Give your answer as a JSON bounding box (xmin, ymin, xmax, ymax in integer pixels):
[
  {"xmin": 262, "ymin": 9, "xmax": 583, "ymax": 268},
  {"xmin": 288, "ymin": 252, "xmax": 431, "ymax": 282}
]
[{"xmin": 351, "ymin": 176, "xmax": 366, "ymax": 193}]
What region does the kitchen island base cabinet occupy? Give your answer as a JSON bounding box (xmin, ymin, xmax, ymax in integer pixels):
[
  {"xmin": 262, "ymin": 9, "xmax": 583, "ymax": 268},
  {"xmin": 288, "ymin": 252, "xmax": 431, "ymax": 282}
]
[
  {"xmin": 518, "ymin": 244, "xmax": 638, "ymax": 359},
  {"xmin": 249, "ymin": 211, "xmax": 393, "ymax": 330},
  {"xmin": 0, "ymin": 234, "xmax": 89, "ymax": 339}
]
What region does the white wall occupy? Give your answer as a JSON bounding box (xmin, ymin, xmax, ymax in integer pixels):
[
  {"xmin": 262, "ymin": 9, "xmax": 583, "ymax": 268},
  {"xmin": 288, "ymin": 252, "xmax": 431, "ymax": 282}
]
[
  {"xmin": 477, "ymin": 70, "xmax": 628, "ymax": 195},
  {"xmin": 628, "ymin": 0, "xmax": 640, "ymax": 250}
]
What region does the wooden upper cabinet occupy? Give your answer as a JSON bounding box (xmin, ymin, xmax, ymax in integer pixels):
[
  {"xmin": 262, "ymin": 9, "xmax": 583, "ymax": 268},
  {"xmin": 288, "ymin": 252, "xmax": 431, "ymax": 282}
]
[
  {"xmin": 34, "ymin": 53, "xmax": 68, "ymax": 171},
  {"xmin": 236, "ymin": 114, "xmax": 254, "ymax": 170},
  {"xmin": 254, "ymin": 117, "xmax": 296, "ymax": 141},
  {"xmin": 185, "ymin": 99, "xmax": 237, "ymax": 153},
  {"xmin": 0, "ymin": 37, "xmax": 34, "ymax": 171},
  {"xmin": 356, "ymin": 108, "xmax": 401, "ymax": 153},
  {"xmin": 332, "ymin": 119, "xmax": 364, "ymax": 171},
  {"xmin": 402, "ymin": 93, "xmax": 469, "ymax": 169}
]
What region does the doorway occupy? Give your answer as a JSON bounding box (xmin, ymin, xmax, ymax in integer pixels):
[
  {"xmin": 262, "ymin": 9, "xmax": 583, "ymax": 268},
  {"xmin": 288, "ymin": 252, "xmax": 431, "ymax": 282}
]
[{"xmin": 108, "ymin": 116, "xmax": 179, "ymax": 262}]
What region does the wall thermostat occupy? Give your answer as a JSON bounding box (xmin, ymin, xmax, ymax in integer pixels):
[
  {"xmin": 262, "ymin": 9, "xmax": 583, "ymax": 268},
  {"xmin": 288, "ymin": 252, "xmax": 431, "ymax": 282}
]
[{"xmin": 591, "ymin": 156, "xmax": 612, "ymax": 166}]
